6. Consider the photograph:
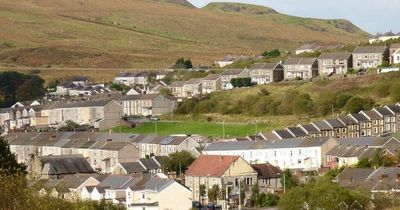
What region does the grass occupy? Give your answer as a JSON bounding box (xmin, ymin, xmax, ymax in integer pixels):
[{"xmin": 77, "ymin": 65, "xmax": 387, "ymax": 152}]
[
  {"xmin": 112, "ymin": 121, "xmax": 270, "ymax": 138},
  {"xmin": 0, "ymin": 0, "xmax": 368, "ymax": 71}
]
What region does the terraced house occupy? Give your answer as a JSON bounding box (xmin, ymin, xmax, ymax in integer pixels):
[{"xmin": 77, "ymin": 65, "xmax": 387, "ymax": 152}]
[
  {"xmin": 353, "ymin": 46, "xmax": 390, "ymax": 69},
  {"xmin": 318, "ymin": 52, "xmax": 352, "ymax": 76},
  {"xmin": 249, "ymin": 62, "xmax": 284, "ymax": 85},
  {"xmin": 119, "ymin": 94, "xmax": 176, "ymax": 117},
  {"xmin": 283, "ymin": 57, "xmax": 319, "ymax": 80},
  {"xmin": 220, "ymin": 69, "xmax": 250, "ymax": 90},
  {"xmin": 201, "ymin": 74, "xmax": 221, "ymax": 94}
]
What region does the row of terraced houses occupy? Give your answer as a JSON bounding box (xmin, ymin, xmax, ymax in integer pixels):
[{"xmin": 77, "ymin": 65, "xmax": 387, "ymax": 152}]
[{"xmin": 261, "ymin": 104, "xmax": 400, "ymax": 140}]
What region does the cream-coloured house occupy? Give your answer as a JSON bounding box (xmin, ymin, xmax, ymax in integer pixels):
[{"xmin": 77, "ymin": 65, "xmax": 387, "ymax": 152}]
[
  {"xmin": 185, "ymin": 155, "xmax": 257, "ymax": 207},
  {"xmin": 125, "ymin": 175, "xmax": 192, "ymax": 210},
  {"xmin": 201, "ymin": 74, "xmax": 221, "ymax": 94},
  {"xmin": 120, "ymin": 94, "xmax": 176, "ymax": 117}
]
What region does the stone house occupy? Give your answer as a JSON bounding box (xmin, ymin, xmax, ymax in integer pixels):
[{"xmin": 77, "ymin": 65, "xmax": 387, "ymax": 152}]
[
  {"xmin": 249, "ymin": 62, "xmax": 284, "ymax": 85},
  {"xmin": 283, "ymin": 58, "xmax": 318, "ymax": 80},
  {"xmin": 353, "ymin": 46, "xmax": 390, "ymax": 69},
  {"xmin": 318, "ymin": 52, "xmax": 352, "ymax": 76}
]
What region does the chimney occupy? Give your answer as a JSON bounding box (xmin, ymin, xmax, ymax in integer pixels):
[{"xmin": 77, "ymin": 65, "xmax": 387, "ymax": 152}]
[{"xmin": 219, "ymin": 156, "xmax": 223, "ymax": 162}]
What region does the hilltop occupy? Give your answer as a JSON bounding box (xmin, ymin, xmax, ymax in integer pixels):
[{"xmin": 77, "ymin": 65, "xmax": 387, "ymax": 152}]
[{"xmin": 0, "ymin": 0, "xmax": 369, "ymax": 69}]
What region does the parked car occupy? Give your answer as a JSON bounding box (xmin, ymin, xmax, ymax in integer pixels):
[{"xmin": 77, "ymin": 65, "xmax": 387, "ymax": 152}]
[{"xmin": 150, "ymin": 116, "xmax": 160, "ymax": 121}]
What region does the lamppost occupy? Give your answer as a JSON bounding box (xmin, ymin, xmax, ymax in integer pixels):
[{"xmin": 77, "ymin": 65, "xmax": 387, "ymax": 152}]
[{"xmin": 238, "ymin": 176, "xmax": 243, "ymax": 210}]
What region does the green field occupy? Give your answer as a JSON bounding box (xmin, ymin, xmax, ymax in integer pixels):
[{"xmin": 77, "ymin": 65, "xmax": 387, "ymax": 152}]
[{"xmin": 113, "ymin": 121, "xmax": 269, "ymax": 138}]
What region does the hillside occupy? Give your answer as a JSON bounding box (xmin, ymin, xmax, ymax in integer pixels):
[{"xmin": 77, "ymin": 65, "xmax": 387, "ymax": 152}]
[{"xmin": 0, "ymin": 0, "xmax": 369, "ymax": 69}]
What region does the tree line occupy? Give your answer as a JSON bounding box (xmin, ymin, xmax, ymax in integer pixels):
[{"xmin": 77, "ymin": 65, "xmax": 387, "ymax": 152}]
[{"xmin": 0, "ymin": 71, "xmax": 46, "ymax": 108}]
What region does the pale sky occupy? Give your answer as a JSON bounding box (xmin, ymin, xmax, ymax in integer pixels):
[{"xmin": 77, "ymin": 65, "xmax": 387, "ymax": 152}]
[{"xmin": 188, "ymin": 0, "xmax": 400, "ymax": 34}]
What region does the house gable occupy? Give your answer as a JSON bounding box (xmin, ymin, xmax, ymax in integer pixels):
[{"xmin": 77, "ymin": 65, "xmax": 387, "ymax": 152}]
[{"xmin": 222, "ymin": 157, "xmax": 256, "ymax": 177}]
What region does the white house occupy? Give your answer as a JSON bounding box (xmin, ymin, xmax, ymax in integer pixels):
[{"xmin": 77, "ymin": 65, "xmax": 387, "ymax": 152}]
[
  {"xmin": 392, "ymin": 48, "xmax": 400, "ymax": 64},
  {"xmin": 369, "ymin": 32, "xmax": 400, "ymax": 44},
  {"xmin": 203, "ymin": 138, "xmax": 337, "ymax": 171}
]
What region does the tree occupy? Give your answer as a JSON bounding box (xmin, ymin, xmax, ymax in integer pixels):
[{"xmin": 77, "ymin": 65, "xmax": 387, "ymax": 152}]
[
  {"xmin": 199, "ymin": 184, "xmax": 206, "ymax": 202},
  {"xmin": 336, "ymin": 93, "xmax": 352, "ymax": 109},
  {"xmin": 262, "ymin": 49, "xmax": 281, "ymax": 58},
  {"xmin": 355, "ymin": 158, "xmax": 372, "ymax": 168},
  {"xmin": 207, "ymin": 184, "xmax": 220, "ymax": 202},
  {"xmin": 159, "ymin": 88, "xmax": 173, "ymax": 97},
  {"xmin": 17, "ymin": 75, "xmax": 46, "ymax": 102},
  {"xmin": 164, "ymin": 151, "xmax": 195, "ymax": 174},
  {"xmin": 278, "ymin": 176, "xmax": 370, "ymax": 210},
  {"xmin": 261, "ymin": 193, "xmax": 279, "ymax": 207},
  {"xmin": 280, "ymin": 169, "xmax": 297, "ymax": 190},
  {"xmin": 370, "ymin": 148, "xmax": 395, "ymax": 168},
  {"xmin": 344, "ymin": 97, "xmax": 374, "ymax": 113},
  {"xmin": 0, "ymin": 137, "xmax": 27, "ymax": 175},
  {"xmin": 250, "ymin": 182, "xmax": 261, "ymax": 207},
  {"xmin": 0, "ymin": 71, "xmax": 29, "ymax": 107},
  {"xmin": 175, "ymin": 58, "xmax": 192, "ymax": 69},
  {"xmin": 292, "ymin": 93, "xmax": 314, "ymax": 114}
]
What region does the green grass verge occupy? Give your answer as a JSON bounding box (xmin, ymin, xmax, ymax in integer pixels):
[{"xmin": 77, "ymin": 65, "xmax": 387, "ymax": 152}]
[{"xmin": 113, "ymin": 121, "xmax": 268, "ymax": 138}]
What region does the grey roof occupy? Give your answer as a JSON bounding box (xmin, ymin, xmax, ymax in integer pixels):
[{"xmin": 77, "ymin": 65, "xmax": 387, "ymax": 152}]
[
  {"xmin": 185, "ymin": 78, "xmax": 203, "ymax": 85},
  {"xmin": 337, "ymin": 168, "xmax": 374, "ymax": 182},
  {"xmin": 265, "ymin": 137, "xmax": 331, "ymax": 149},
  {"xmin": 285, "ymin": 127, "xmax": 308, "ymax": 137},
  {"xmin": 336, "ymin": 136, "xmax": 392, "ymax": 147},
  {"xmin": 349, "ymin": 113, "xmax": 369, "ymax": 123},
  {"xmin": 98, "ymin": 175, "xmax": 133, "ymax": 189},
  {"xmin": 373, "ymin": 107, "xmax": 395, "ymax": 117},
  {"xmin": 58, "ymin": 174, "xmax": 99, "ymax": 189},
  {"xmin": 273, "ymin": 130, "xmax": 295, "ymax": 139},
  {"xmin": 204, "ymin": 141, "xmax": 254, "ymax": 151},
  {"xmin": 296, "ymin": 44, "xmax": 319, "ymax": 51},
  {"xmin": 361, "ymin": 110, "xmax": 382, "ymax": 120},
  {"xmin": 139, "ymin": 159, "xmax": 161, "ymax": 170},
  {"xmin": 117, "ymin": 71, "xmax": 149, "ymax": 78},
  {"xmin": 318, "ymin": 52, "xmax": 352, "ymax": 60},
  {"xmin": 337, "ymin": 116, "xmax": 358, "ymax": 125},
  {"xmin": 324, "ymin": 119, "xmax": 346, "ymax": 129},
  {"xmin": 119, "ymin": 162, "xmax": 146, "ymax": 173},
  {"xmin": 202, "ymin": 74, "xmax": 221, "ymax": 80},
  {"xmin": 385, "ymin": 105, "xmax": 400, "ymax": 114},
  {"xmin": 53, "ymin": 100, "xmax": 113, "ymax": 109},
  {"xmin": 41, "ymin": 154, "xmax": 94, "ymax": 175},
  {"xmin": 353, "ymin": 46, "xmax": 388, "ymax": 54},
  {"xmin": 312, "ymin": 121, "xmax": 332, "ymax": 131},
  {"xmin": 250, "ymin": 63, "xmax": 282, "ymax": 70},
  {"xmin": 169, "ymin": 81, "xmax": 185, "ymax": 87},
  {"xmin": 299, "ymin": 124, "xmax": 319, "ymax": 134},
  {"xmin": 284, "ymin": 58, "xmax": 317, "ymax": 65}
]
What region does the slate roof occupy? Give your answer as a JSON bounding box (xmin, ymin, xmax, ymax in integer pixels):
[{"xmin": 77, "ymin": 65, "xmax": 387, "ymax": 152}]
[
  {"xmin": 318, "ymin": 52, "xmax": 352, "ymax": 60},
  {"xmin": 336, "ymin": 168, "xmax": 375, "ymax": 188},
  {"xmin": 361, "ymin": 110, "xmax": 382, "ymax": 120},
  {"xmin": 202, "ymin": 74, "xmax": 221, "ymax": 80},
  {"xmin": 139, "ymin": 158, "xmax": 160, "ymax": 170},
  {"xmin": 203, "ymin": 141, "xmax": 254, "ymax": 151},
  {"xmin": 337, "ymin": 115, "xmax": 358, "ymax": 125},
  {"xmin": 348, "ymin": 113, "xmax": 370, "ymax": 123},
  {"xmin": 353, "ymin": 46, "xmax": 388, "ymax": 54},
  {"xmin": 298, "ymin": 124, "xmax": 319, "ymax": 134},
  {"xmin": 41, "ymin": 154, "xmax": 94, "ymax": 175},
  {"xmin": 119, "ymin": 162, "xmax": 146, "ymax": 173},
  {"xmin": 260, "ymin": 132, "xmax": 280, "ymax": 140},
  {"xmin": 266, "ymin": 137, "xmax": 331, "ymax": 149},
  {"xmin": 250, "ymin": 63, "xmax": 281, "ymax": 70},
  {"xmin": 324, "ymin": 119, "xmax": 346, "ymax": 129},
  {"xmin": 336, "ymin": 136, "xmax": 391, "ymax": 147},
  {"xmin": 284, "ymin": 58, "xmax": 317, "ymax": 65},
  {"xmin": 285, "ymin": 127, "xmax": 308, "ymax": 137},
  {"xmin": 98, "ymin": 175, "xmax": 133, "ymax": 189},
  {"xmin": 385, "ymin": 105, "xmax": 400, "ymax": 114},
  {"xmin": 251, "ymin": 163, "xmax": 282, "ymax": 179},
  {"xmin": 185, "ymin": 78, "xmax": 203, "ymax": 85},
  {"xmin": 185, "ymin": 155, "xmax": 240, "ymax": 177},
  {"xmin": 373, "ymin": 107, "xmax": 395, "ymax": 117},
  {"xmin": 59, "ymin": 174, "xmax": 99, "ymax": 189},
  {"xmin": 312, "ymin": 121, "xmax": 332, "ymax": 131},
  {"xmin": 273, "ymin": 130, "xmax": 295, "ymax": 139}
]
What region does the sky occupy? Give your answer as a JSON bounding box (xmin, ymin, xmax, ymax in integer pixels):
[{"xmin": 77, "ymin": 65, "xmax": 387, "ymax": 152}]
[{"xmin": 188, "ymin": 0, "xmax": 400, "ymax": 34}]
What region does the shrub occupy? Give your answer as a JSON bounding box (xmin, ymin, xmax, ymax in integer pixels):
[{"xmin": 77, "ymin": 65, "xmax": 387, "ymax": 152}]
[
  {"xmin": 344, "ymin": 97, "xmax": 375, "ymax": 113},
  {"xmin": 230, "ymin": 77, "xmax": 252, "ymax": 88},
  {"xmin": 336, "ymin": 93, "xmax": 352, "ymax": 108},
  {"xmin": 262, "ymin": 49, "xmax": 281, "ymax": 58},
  {"xmin": 389, "ymin": 82, "xmax": 400, "ymax": 102}
]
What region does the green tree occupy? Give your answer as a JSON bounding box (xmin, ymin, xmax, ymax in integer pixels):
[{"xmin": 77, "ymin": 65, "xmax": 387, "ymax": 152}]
[
  {"xmin": 17, "ymin": 75, "xmax": 46, "ymax": 102},
  {"xmin": 199, "ymin": 184, "xmax": 206, "ymax": 202},
  {"xmin": 0, "ymin": 71, "xmax": 29, "ymax": 107},
  {"xmin": 207, "ymin": 184, "xmax": 220, "ymax": 202},
  {"xmin": 175, "ymin": 58, "xmax": 192, "ymax": 69},
  {"xmin": 262, "ymin": 193, "xmax": 279, "ymax": 207},
  {"xmin": 355, "ymin": 158, "xmax": 372, "ymax": 168},
  {"xmin": 159, "ymin": 88, "xmax": 173, "ymax": 97},
  {"xmin": 292, "ymin": 93, "xmax": 314, "ymax": 114},
  {"xmin": 164, "ymin": 150, "xmax": 195, "ymax": 174},
  {"xmin": 344, "ymin": 97, "xmax": 374, "ymax": 113},
  {"xmin": 262, "ymin": 49, "xmax": 281, "ymax": 58},
  {"xmin": 250, "ymin": 182, "xmax": 261, "ymax": 207},
  {"xmin": 370, "ymin": 148, "xmax": 395, "ymax": 168},
  {"xmin": 278, "ymin": 176, "xmax": 370, "ymax": 210},
  {"xmin": 280, "ymin": 169, "xmax": 297, "ymax": 190},
  {"xmin": 0, "ymin": 137, "xmax": 26, "ymax": 175}
]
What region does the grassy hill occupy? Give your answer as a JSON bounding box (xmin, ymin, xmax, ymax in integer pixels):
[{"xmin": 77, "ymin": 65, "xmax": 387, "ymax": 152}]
[{"xmin": 0, "ymin": 0, "xmax": 369, "ymax": 69}]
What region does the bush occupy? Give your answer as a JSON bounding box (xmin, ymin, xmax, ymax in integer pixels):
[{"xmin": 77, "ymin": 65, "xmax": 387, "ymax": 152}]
[
  {"xmin": 262, "ymin": 49, "xmax": 281, "ymax": 58},
  {"xmin": 389, "ymin": 82, "xmax": 400, "ymax": 102},
  {"xmin": 374, "ymin": 83, "xmax": 391, "ymax": 97},
  {"xmin": 344, "ymin": 97, "xmax": 375, "ymax": 113},
  {"xmin": 230, "ymin": 77, "xmax": 252, "ymax": 88},
  {"xmin": 336, "ymin": 93, "xmax": 352, "ymax": 108}
]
